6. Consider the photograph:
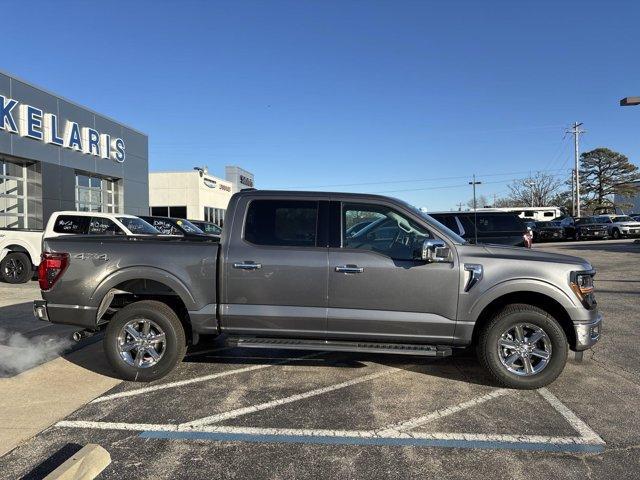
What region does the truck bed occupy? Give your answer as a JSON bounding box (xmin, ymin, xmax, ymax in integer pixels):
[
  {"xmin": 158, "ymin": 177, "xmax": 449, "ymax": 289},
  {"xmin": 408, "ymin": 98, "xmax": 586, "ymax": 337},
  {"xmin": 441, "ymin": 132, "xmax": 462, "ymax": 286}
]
[{"xmin": 40, "ymin": 235, "xmax": 219, "ymax": 329}]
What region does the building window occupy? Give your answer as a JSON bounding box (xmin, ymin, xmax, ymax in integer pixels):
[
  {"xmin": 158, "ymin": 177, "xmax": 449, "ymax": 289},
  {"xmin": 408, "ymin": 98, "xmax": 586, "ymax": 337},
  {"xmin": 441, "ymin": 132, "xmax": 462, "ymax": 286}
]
[
  {"xmin": 204, "ymin": 206, "xmax": 226, "ymax": 226},
  {"xmin": 76, "ymin": 173, "xmax": 118, "ymax": 213},
  {"xmin": 0, "ymin": 159, "xmax": 27, "ymax": 229},
  {"xmin": 150, "ymin": 206, "xmax": 187, "ymax": 218}
]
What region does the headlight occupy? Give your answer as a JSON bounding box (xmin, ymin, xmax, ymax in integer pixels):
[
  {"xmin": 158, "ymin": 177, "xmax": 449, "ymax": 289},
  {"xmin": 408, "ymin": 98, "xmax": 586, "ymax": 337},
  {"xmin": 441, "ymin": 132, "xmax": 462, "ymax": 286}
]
[{"xmin": 570, "ymin": 271, "xmax": 596, "ymax": 309}]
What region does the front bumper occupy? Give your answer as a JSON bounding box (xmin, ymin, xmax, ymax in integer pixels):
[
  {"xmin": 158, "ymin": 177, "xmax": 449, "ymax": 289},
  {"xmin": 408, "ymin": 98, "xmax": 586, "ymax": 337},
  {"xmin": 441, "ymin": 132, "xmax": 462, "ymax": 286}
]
[
  {"xmin": 33, "ymin": 300, "xmax": 98, "ymax": 328},
  {"xmin": 573, "ymin": 313, "xmax": 603, "ymax": 351}
]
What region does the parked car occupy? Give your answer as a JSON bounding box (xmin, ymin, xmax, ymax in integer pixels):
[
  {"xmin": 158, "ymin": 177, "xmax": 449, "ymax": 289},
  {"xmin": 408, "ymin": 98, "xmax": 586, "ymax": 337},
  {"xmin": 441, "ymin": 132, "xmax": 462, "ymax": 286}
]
[
  {"xmin": 0, "ymin": 212, "xmax": 159, "ymax": 284},
  {"xmin": 525, "ymin": 221, "xmax": 566, "ymax": 242},
  {"xmin": 138, "ymin": 216, "xmax": 214, "ymax": 240},
  {"xmin": 34, "ymin": 190, "xmax": 602, "ymax": 389},
  {"xmin": 573, "ymin": 217, "xmax": 609, "ymax": 241},
  {"xmin": 429, "ymin": 211, "xmax": 532, "ymax": 248},
  {"xmin": 594, "ymin": 215, "xmax": 640, "ymax": 240},
  {"xmin": 188, "ymin": 220, "xmax": 222, "ymax": 236}
]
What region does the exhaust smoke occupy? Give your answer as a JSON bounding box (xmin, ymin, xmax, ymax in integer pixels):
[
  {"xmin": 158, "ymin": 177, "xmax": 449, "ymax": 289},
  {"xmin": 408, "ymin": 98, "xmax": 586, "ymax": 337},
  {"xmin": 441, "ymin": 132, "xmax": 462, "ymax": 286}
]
[{"xmin": 0, "ymin": 328, "xmax": 73, "ymax": 377}]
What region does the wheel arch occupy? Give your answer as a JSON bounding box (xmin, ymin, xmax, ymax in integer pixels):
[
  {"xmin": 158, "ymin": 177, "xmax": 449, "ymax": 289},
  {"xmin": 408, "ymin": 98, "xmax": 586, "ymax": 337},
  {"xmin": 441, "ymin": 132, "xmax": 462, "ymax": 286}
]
[
  {"xmin": 471, "ymin": 290, "xmax": 576, "ymax": 349},
  {"xmin": 1, "ymin": 242, "xmax": 39, "ymax": 266}
]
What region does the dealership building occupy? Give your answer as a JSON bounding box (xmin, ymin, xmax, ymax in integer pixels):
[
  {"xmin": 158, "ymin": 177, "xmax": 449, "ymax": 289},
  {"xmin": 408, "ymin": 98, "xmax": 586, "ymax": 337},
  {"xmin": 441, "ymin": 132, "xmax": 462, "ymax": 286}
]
[
  {"xmin": 149, "ymin": 166, "xmax": 255, "ymax": 225},
  {"xmin": 0, "ymin": 71, "xmax": 148, "ymax": 230}
]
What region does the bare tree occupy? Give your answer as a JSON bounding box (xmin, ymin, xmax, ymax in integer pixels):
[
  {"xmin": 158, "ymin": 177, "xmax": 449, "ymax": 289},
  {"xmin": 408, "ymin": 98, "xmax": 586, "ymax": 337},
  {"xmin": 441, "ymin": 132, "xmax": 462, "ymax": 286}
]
[
  {"xmin": 505, "ymin": 172, "xmax": 564, "ymax": 207},
  {"xmin": 466, "ymin": 194, "xmax": 489, "ymax": 210}
]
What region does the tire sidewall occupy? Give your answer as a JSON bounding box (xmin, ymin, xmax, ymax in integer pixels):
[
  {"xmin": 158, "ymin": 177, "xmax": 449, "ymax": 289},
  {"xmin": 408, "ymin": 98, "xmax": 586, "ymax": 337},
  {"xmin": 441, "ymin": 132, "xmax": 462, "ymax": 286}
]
[
  {"xmin": 104, "ymin": 301, "xmax": 186, "ymax": 382},
  {"xmin": 481, "ymin": 308, "xmax": 568, "ymax": 389},
  {"xmin": 1, "ymin": 252, "xmax": 31, "ymax": 284}
]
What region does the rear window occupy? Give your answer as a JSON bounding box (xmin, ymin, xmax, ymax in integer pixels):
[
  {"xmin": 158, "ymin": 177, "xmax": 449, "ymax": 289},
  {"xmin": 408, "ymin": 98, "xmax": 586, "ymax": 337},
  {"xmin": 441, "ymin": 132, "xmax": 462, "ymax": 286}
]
[
  {"xmin": 53, "ymin": 215, "xmax": 91, "ymax": 234},
  {"xmin": 88, "ymin": 218, "xmax": 124, "ymax": 235},
  {"xmin": 244, "ymin": 200, "xmax": 318, "ymax": 247}
]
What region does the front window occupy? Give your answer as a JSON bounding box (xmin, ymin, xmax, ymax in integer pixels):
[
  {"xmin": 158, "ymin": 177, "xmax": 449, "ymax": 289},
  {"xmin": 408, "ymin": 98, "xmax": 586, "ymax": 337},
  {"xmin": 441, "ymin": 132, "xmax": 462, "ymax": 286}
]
[
  {"xmin": 76, "ymin": 173, "xmax": 119, "ymax": 213},
  {"xmin": 343, "ymin": 203, "xmax": 433, "ymax": 261},
  {"xmin": 117, "ymin": 217, "xmax": 159, "ymax": 235}
]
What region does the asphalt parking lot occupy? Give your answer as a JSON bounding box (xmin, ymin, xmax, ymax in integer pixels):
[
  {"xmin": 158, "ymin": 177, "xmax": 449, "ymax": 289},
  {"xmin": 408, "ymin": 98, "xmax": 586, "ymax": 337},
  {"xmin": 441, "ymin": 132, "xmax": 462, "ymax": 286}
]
[{"xmin": 1, "ymin": 239, "xmax": 639, "ymax": 479}]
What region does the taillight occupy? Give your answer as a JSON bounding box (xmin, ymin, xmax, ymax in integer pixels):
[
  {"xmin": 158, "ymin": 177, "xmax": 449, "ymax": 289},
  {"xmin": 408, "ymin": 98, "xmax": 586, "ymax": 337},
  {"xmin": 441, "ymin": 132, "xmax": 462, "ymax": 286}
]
[{"xmin": 38, "ymin": 252, "xmax": 69, "ymax": 291}]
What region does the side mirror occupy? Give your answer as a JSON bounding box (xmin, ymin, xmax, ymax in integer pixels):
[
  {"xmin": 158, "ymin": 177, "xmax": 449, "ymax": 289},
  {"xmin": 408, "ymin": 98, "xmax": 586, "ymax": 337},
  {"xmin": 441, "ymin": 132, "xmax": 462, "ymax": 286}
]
[{"xmin": 420, "ymin": 239, "xmax": 452, "ymax": 263}]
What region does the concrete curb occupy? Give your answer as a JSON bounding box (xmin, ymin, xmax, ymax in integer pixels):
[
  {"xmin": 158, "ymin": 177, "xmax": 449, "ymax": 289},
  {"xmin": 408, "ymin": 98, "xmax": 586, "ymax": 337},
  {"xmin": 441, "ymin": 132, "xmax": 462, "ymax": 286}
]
[{"xmin": 43, "ymin": 444, "xmax": 110, "ymax": 480}]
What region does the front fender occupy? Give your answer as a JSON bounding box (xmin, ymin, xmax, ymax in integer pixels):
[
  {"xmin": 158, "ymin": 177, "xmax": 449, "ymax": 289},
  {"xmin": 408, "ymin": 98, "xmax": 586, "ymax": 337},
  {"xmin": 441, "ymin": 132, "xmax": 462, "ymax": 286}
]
[
  {"xmin": 90, "ymin": 266, "xmax": 198, "ymax": 311},
  {"xmin": 467, "ymin": 278, "xmax": 579, "ymax": 322}
]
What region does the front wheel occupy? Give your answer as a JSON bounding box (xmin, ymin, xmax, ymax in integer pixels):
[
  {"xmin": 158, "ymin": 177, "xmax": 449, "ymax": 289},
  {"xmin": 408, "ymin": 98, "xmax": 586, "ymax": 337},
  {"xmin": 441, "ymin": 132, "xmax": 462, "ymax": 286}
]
[
  {"xmin": 104, "ymin": 300, "xmax": 187, "ymax": 382},
  {"xmin": 611, "ymin": 228, "xmax": 621, "ymax": 240},
  {"xmin": 477, "ymin": 304, "xmax": 568, "ymax": 389}
]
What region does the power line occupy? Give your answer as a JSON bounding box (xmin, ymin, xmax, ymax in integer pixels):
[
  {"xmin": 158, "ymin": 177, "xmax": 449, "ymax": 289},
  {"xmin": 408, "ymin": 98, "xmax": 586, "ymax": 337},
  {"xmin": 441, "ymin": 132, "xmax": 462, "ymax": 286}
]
[{"xmin": 288, "ymin": 167, "xmax": 572, "ymax": 190}]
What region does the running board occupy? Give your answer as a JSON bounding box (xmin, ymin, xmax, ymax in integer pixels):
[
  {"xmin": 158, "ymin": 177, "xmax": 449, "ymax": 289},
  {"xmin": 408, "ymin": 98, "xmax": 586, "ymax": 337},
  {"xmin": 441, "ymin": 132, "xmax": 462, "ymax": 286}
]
[{"xmin": 226, "ymin": 337, "xmax": 452, "ymax": 357}]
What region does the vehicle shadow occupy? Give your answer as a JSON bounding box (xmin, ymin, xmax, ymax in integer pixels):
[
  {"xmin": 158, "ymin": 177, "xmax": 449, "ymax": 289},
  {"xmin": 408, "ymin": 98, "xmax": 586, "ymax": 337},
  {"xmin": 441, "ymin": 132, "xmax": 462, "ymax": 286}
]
[
  {"xmin": 19, "ymin": 443, "xmax": 83, "ymax": 480},
  {"xmin": 545, "ymin": 241, "xmax": 639, "ymax": 254}
]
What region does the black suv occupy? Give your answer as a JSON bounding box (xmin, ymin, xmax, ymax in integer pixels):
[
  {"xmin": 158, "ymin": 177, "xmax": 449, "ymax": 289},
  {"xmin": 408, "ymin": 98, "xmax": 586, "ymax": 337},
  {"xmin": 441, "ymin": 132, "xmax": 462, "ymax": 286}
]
[
  {"xmin": 429, "ymin": 211, "xmax": 531, "ymax": 247},
  {"xmin": 574, "ymin": 217, "xmax": 609, "ymax": 240}
]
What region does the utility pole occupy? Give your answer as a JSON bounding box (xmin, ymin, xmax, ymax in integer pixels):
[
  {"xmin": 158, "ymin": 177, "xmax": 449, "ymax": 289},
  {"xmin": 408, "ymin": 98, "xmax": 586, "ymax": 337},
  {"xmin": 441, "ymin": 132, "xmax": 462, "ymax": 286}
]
[
  {"xmin": 567, "ymin": 122, "xmax": 585, "ymax": 217},
  {"xmin": 525, "ymin": 180, "xmax": 535, "ymax": 207},
  {"xmin": 456, "ymin": 202, "xmax": 464, "ymax": 212},
  {"xmin": 469, "ymin": 175, "xmax": 482, "ymax": 244},
  {"xmin": 571, "ymin": 169, "xmax": 575, "ymax": 217}
]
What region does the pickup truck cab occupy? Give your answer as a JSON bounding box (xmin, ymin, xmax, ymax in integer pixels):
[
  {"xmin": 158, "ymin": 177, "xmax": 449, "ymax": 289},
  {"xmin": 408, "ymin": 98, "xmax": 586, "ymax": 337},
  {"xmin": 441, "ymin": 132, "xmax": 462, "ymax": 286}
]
[
  {"xmin": 34, "ymin": 190, "xmax": 602, "ymax": 389},
  {"xmin": 0, "ymin": 211, "xmax": 158, "ymax": 283}
]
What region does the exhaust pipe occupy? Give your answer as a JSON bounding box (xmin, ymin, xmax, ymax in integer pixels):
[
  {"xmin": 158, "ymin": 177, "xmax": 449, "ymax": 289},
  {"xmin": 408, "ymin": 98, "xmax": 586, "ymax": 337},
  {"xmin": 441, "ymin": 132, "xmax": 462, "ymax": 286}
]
[{"xmin": 72, "ymin": 330, "xmax": 96, "ymax": 342}]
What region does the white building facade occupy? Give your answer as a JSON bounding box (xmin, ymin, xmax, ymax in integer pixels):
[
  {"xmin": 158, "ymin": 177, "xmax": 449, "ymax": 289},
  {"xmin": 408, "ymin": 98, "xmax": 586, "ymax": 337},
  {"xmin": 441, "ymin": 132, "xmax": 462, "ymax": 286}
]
[{"xmin": 148, "ymin": 166, "xmax": 254, "ymax": 225}]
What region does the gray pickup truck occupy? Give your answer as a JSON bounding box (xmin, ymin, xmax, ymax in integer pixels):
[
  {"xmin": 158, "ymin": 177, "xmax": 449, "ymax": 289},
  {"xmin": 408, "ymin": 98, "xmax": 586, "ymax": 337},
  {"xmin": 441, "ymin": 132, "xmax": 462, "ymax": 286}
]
[{"xmin": 34, "ymin": 190, "xmax": 602, "ymax": 389}]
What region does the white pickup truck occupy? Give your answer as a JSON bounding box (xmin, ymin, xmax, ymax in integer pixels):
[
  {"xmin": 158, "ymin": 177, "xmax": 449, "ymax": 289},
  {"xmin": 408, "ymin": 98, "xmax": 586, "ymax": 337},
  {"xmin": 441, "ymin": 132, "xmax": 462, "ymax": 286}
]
[{"xmin": 0, "ymin": 212, "xmax": 158, "ymax": 283}]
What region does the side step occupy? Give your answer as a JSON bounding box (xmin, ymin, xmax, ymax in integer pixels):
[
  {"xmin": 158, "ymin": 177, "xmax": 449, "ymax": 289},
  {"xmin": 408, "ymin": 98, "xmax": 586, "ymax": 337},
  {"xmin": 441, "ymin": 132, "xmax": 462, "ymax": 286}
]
[{"xmin": 226, "ymin": 336, "xmax": 452, "ymax": 357}]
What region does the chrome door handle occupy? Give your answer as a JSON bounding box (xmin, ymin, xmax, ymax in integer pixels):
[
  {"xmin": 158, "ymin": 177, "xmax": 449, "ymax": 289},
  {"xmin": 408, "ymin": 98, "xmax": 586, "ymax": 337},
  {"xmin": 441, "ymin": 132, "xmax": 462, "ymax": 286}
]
[
  {"xmin": 233, "ymin": 262, "xmax": 262, "ymax": 270},
  {"xmin": 335, "ymin": 265, "xmax": 364, "ymax": 274}
]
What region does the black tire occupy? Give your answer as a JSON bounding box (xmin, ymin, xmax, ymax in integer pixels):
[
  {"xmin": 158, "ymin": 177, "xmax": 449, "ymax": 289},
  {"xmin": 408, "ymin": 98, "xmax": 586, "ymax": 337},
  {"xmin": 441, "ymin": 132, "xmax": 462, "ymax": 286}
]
[
  {"xmin": 104, "ymin": 300, "xmax": 187, "ymax": 382},
  {"xmin": 612, "ymin": 228, "xmax": 620, "ymax": 240},
  {"xmin": 574, "ymin": 230, "xmax": 581, "ymax": 241},
  {"xmin": 0, "ymin": 252, "xmax": 32, "ymax": 284},
  {"xmin": 477, "ymin": 304, "xmax": 568, "ymax": 389}
]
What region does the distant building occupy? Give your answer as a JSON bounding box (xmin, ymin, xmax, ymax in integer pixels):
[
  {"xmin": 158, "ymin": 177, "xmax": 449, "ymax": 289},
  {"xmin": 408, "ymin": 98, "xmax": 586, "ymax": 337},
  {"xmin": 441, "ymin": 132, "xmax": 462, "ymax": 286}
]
[
  {"xmin": 614, "ymin": 181, "xmax": 640, "ymax": 213},
  {"xmin": 148, "ymin": 166, "xmax": 255, "ymax": 225}
]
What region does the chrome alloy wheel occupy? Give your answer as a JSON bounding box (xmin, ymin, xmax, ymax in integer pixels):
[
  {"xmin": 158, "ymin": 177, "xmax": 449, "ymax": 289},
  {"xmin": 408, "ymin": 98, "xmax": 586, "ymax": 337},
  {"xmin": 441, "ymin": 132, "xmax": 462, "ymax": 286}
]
[
  {"xmin": 117, "ymin": 318, "xmax": 166, "ymax": 368},
  {"xmin": 497, "ymin": 323, "xmax": 552, "ymax": 376}
]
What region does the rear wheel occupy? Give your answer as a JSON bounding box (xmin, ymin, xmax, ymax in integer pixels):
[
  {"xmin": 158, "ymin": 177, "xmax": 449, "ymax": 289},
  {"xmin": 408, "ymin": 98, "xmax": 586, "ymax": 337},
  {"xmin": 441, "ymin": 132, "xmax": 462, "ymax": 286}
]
[
  {"xmin": 104, "ymin": 300, "xmax": 187, "ymax": 382},
  {"xmin": 477, "ymin": 304, "xmax": 568, "ymax": 389},
  {"xmin": 0, "ymin": 252, "xmax": 32, "ymax": 284}
]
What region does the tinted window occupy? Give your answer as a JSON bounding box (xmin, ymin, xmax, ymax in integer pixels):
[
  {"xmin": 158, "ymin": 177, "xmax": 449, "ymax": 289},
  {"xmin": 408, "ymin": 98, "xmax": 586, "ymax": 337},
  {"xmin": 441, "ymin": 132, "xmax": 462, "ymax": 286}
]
[
  {"xmin": 612, "ymin": 216, "xmax": 632, "ymax": 222},
  {"xmin": 171, "ymin": 206, "xmax": 187, "ymax": 219},
  {"xmin": 245, "ymin": 200, "xmax": 318, "ymax": 247},
  {"xmin": 430, "ymin": 214, "xmax": 458, "ymax": 233},
  {"xmin": 53, "ymin": 215, "xmax": 91, "ymax": 234},
  {"xmin": 544, "ymin": 212, "xmax": 554, "ymax": 217},
  {"xmin": 193, "ymin": 222, "xmax": 222, "ymax": 235},
  {"xmin": 142, "ymin": 217, "xmax": 181, "ymax": 235},
  {"xmin": 88, "ymin": 217, "xmax": 124, "ymax": 235},
  {"xmin": 458, "ymin": 213, "xmax": 523, "ymax": 233},
  {"xmin": 523, "ymin": 211, "xmax": 534, "ymax": 217},
  {"xmin": 343, "ymin": 203, "xmax": 432, "ymax": 261},
  {"xmin": 117, "ymin": 217, "xmax": 159, "ymax": 234}
]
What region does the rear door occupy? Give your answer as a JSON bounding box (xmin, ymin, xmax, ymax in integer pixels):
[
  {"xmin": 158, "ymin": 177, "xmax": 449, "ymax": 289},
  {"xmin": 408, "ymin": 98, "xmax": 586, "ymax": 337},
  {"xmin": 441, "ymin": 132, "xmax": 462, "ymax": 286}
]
[
  {"xmin": 327, "ymin": 200, "xmax": 459, "ymax": 344},
  {"xmin": 221, "ymin": 196, "xmax": 329, "ymax": 338}
]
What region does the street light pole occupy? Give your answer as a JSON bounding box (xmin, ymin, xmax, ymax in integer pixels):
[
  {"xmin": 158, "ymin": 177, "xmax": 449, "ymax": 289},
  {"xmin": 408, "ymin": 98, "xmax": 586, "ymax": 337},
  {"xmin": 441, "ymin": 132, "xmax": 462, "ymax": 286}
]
[{"xmin": 469, "ymin": 175, "xmax": 482, "ymax": 244}]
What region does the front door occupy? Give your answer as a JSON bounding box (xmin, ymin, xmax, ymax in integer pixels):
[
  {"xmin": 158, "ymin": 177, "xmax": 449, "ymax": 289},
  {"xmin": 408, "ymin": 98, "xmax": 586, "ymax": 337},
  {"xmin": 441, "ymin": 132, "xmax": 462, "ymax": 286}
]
[
  {"xmin": 327, "ymin": 201, "xmax": 459, "ymax": 344},
  {"xmin": 221, "ymin": 197, "xmax": 328, "ymax": 338}
]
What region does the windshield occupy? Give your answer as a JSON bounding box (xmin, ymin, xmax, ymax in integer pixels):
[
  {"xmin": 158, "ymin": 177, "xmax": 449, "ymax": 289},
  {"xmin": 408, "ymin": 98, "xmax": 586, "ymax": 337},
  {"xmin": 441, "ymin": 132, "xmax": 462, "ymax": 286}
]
[
  {"xmin": 174, "ymin": 219, "xmax": 204, "ymax": 234},
  {"xmin": 194, "ymin": 222, "xmax": 222, "ymax": 234},
  {"xmin": 612, "ymin": 216, "xmax": 633, "ymax": 222},
  {"xmin": 406, "ymin": 204, "xmax": 468, "ymax": 244},
  {"xmin": 117, "ymin": 217, "xmax": 160, "ymax": 235}
]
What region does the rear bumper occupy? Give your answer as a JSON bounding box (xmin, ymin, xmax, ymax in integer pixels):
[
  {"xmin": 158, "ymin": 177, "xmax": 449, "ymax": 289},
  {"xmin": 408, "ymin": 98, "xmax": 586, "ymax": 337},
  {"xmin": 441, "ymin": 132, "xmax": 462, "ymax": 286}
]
[
  {"xmin": 573, "ymin": 313, "xmax": 603, "ymax": 351},
  {"xmin": 33, "ymin": 300, "xmax": 98, "ymax": 329}
]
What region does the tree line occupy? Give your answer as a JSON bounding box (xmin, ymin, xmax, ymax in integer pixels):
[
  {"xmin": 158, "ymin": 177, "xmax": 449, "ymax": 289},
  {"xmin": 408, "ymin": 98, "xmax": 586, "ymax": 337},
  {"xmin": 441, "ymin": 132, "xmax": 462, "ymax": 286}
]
[{"xmin": 466, "ymin": 148, "xmax": 639, "ymax": 214}]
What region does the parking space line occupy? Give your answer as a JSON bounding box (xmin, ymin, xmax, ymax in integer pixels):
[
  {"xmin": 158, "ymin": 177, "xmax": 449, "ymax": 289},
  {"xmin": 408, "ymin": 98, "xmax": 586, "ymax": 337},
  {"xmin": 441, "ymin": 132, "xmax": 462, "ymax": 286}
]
[
  {"xmin": 378, "ymin": 389, "xmax": 510, "ymax": 435},
  {"xmin": 179, "ymin": 368, "xmax": 397, "ymax": 428},
  {"xmin": 138, "ymin": 429, "xmax": 604, "ymax": 453},
  {"xmin": 91, "ymin": 352, "xmax": 324, "ymax": 404},
  {"xmin": 538, "ymin": 387, "xmax": 605, "ymax": 444}
]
